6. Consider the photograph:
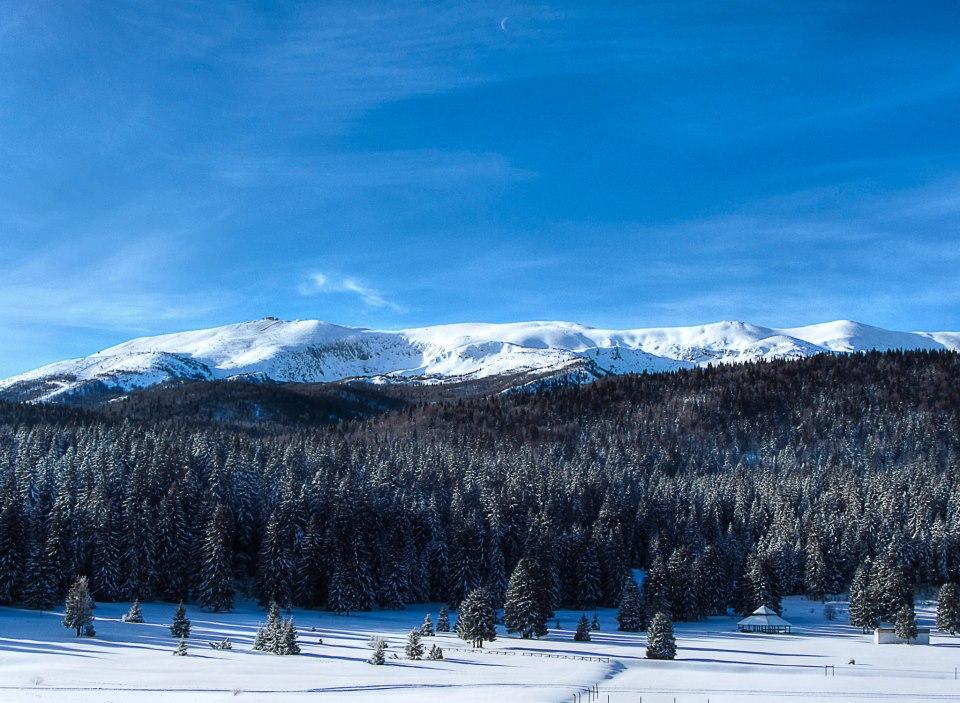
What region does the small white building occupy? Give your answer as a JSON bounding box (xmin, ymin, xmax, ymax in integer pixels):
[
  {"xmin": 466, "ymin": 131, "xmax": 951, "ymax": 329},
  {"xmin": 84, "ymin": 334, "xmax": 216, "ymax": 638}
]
[
  {"xmin": 737, "ymin": 605, "xmax": 793, "ymax": 634},
  {"xmin": 874, "ymin": 627, "xmax": 930, "ymax": 645}
]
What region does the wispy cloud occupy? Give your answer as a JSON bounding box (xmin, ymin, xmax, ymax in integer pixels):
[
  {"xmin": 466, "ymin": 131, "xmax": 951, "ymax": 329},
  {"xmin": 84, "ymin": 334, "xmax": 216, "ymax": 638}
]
[{"xmin": 298, "ymin": 272, "xmax": 402, "ymax": 312}]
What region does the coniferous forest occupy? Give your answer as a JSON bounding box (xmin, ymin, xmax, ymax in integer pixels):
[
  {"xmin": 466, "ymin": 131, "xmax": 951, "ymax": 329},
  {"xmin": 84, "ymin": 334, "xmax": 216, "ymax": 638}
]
[{"xmin": 0, "ymin": 350, "xmax": 958, "ymax": 626}]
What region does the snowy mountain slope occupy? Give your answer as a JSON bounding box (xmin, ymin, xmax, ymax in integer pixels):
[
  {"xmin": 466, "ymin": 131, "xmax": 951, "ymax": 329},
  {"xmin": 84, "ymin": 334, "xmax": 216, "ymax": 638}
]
[{"xmin": 2, "ymin": 317, "xmax": 958, "ymax": 403}]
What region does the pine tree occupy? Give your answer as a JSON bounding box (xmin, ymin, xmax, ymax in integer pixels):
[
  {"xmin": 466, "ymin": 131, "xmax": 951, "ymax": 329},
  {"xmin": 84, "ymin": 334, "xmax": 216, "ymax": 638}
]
[
  {"xmin": 874, "ymin": 546, "xmax": 912, "ymax": 621},
  {"xmin": 170, "ymin": 602, "xmax": 191, "ymax": 638},
  {"xmin": 62, "ymin": 576, "xmax": 95, "ymax": 637},
  {"xmin": 427, "ymin": 643, "xmax": 444, "ymax": 660},
  {"xmin": 642, "ymin": 556, "xmax": 671, "ymax": 624},
  {"xmin": 368, "ymin": 636, "xmax": 386, "ymax": 665},
  {"xmin": 849, "ymin": 561, "xmax": 879, "ymax": 632},
  {"xmin": 504, "ymin": 557, "xmax": 548, "ymax": 639},
  {"xmin": 256, "ymin": 510, "xmax": 293, "ymax": 609},
  {"xmin": 197, "ymin": 504, "xmax": 234, "ymax": 612},
  {"xmin": 278, "ymin": 617, "xmax": 300, "ymax": 655},
  {"xmin": 645, "ymin": 612, "xmax": 677, "ymax": 660},
  {"xmin": 405, "ymin": 628, "xmax": 425, "ymax": 660},
  {"xmin": 936, "ymin": 582, "xmax": 960, "ymax": 634},
  {"xmin": 123, "ymin": 599, "xmax": 144, "ymax": 623},
  {"xmin": 668, "ymin": 546, "xmax": 698, "ymax": 621},
  {"xmin": 618, "ymin": 574, "xmax": 645, "ymax": 631},
  {"xmin": 458, "ymin": 587, "xmax": 496, "ymax": 648},
  {"xmin": 574, "ymin": 613, "xmax": 591, "ymax": 642},
  {"xmin": 591, "ymin": 612, "xmax": 600, "ymax": 631},
  {"xmin": 894, "ymin": 603, "xmax": 919, "ymax": 643},
  {"xmin": 576, "ymin": 542, "xmax": 603, "ymax": 610},
  {"xmin": 420, "ymin": 614, "xmax": 434, "ymax": 637},
  {"xmin": 254, "ymin": 602, "xmax": 283, "ymax": 652},
  {"xmin": 173, "ymin": 637, "xmax": 188, "ymax": 656},
  {"xmin": 437, "ymin": 606, "xmax": 450, "ymax": 633},
  {"xmin": 804, "ymin": 538, "xmax": 829, "ymax": 602}
]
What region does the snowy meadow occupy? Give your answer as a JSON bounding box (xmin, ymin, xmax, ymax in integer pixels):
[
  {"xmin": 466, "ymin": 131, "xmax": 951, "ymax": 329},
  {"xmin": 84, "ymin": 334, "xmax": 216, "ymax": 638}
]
[{"xmin": 1, "ymin": 596, "xmax": 958, "ymax": 703}]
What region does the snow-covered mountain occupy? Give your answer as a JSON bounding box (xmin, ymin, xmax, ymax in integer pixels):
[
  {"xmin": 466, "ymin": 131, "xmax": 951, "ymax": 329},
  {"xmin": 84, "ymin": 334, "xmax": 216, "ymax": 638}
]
[{"xmin": 2, "ymin": 317, "xmax": 958, "ymax": 403}]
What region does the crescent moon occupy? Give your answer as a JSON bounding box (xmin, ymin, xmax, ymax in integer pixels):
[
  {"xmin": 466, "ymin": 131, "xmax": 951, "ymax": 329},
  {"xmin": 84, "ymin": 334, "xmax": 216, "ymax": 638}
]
[{"xmin": 500, "ymin": 16, "xmax": 509, "ymax": 31}]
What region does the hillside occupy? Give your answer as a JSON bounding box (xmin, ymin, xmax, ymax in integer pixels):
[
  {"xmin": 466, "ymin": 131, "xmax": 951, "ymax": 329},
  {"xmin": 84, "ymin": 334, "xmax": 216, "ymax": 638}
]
[{"xmin": 2, "ymin": 317, "xmax": 958, "ymax": 404}]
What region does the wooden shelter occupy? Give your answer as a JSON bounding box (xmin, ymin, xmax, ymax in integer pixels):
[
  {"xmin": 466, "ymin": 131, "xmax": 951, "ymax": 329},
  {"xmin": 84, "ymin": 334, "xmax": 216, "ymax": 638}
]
[{"xmin": 737, "ymin": 605, "xmax": 792, "ymax": 634}]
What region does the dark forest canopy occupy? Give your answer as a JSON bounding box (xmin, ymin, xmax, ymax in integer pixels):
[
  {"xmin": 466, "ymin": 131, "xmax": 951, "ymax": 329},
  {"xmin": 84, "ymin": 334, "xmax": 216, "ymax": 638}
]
[{"xmin": 0, "ymin": 349, "xmax": 958, "ymax": 623}]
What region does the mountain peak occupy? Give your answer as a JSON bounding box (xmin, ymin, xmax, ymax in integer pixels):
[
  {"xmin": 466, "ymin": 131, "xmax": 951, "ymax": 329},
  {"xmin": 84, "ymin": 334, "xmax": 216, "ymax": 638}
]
[{"xmin": 1, "ymin": 317, "xmax": 957, "ymax": 404}]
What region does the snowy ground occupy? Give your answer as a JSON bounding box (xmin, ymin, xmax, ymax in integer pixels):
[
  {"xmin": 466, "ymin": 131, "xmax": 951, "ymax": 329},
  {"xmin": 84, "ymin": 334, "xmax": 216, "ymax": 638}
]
[{"xmin": 0, "ymin": 596, "xmax": 957, "ymax": 702}]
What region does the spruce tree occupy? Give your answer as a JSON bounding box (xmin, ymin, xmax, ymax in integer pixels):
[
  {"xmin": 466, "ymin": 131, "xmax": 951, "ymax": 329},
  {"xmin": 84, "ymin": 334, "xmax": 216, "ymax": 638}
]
[
  {"xmin": 668, "ymin": 546, "xmax": 698, "ymax": 621},
  {"xmin": 936, "ymin": 582, "xmax": 960, "ymax": 634},
  {"xmin": 504, "ymin": 557, "xmax": 548, "ymax": 639},
  {"xmin": 591, "ymin": 612, "xmax": 600, "ymax": 631},
  {"xmin": 642, "ymin": 556, "xmax": 671, "ymax": 624},
  {"xmin": 574, "ymin": 613, "xmax": 591, "ymax": 642},
  {"xmin": 437, "ymin": 606, "xmax": 450, "ymax": 633},
  {"xmin": 173, "ymin": 637, "xmax": 188, "ymax": 656},
  {"xmin": 618, "ymin": 574, "xmax": 645, "ymax": 631},
  {"xmin": 458, "ymin": 587, "xmax": 496, "ymax": 648},
  {"xmin": 849, "ymin": 561, "xmax": 878, "ymax": 632},
  {"xmin": 894, "ymin": 603, "xmax": 919, "ymax": 643},
  {"xmin": 405, "ymin": 628, "xmax": 425, "ymax": 660},
  {"xmin": 420, "ymin": 614, "xmax": 434, "ymax": 637},
  {"xmin": 278, "ymin": 617, "xmax": 300, "ymax": 655},
  {"xmin": 170, "ymin": 602, "xmax": 191, "ymax": 638},
  {"xmin": 368, "ymin": 637, "xmax": 386, "ymax": 665},
  {"xmin": 123, "ymin": 599, "xmax": 144, "ymax": 623},
  {"xmin": 254, "ymin": 602, "xmax": 283, "ymax": 652},
  {"xmin": 645, "ymin": 612, "xmax": 677, "ymax": 660},
  {"xmin": 427, "ymin": 643, "xmax": 444, "ymax": 660},
  {"xmin": 197, "ymin": 504, "xmax": 234, "ymax": 612},
  {"xmin": 62, "ymin": 576, "xmax": 95, "ymax": 637}
]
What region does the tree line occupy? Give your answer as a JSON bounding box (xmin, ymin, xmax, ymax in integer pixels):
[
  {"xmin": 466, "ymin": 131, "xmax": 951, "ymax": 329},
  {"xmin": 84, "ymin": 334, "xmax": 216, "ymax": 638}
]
[{"xmin": 0, "ymin": 350, "xmax": 958, "ymax": 628}]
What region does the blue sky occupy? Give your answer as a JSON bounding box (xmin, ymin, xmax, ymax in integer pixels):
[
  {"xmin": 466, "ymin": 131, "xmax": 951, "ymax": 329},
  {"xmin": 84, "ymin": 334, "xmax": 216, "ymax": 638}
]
[{"xmin": 2, "ymin": 1, "xmax": 960, "ymax": 377}]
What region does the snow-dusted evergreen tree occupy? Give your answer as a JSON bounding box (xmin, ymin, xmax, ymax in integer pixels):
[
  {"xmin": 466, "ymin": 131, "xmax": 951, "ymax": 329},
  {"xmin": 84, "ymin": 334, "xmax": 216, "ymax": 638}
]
[
  {"xmin": 427, "ymin": 643, "xmax": 444, "ymax": 660},
  {"xmin": 278, "ymin": 617, "xmax": 301, "ymax": 655},
  {"xmin": 573, "ymin": 613, "xmax": 591, "ymax": 642},
  {"xmin": 368, "ymin": 636, "xmax": 386, "ymax": 665},
  {"xmin": 695, "ymin": 544, "xmax": 727, "ymax": 616},
  {"xmin": 618, "ymin": 575, "xmax": 644, "ymax": 631},
  {"xmin": 63, "ymin": 576, "xmax": 94, "ymax": 637},
  {"xmin": 436, "ymin": 606, "xmax": 450, "ymax": 633},
  {"xmin": 849, "ymin": 560, "xmax": 878, "ymax": 632},
  {"xmin": 253, "ymin": 601, "xmax": 283, "ymax": 652},
  {"xmin": 420, "ymin": 614, "xmax": 434, "ymax": 637},
  {"xmin": 894, "ymin": 603, "xmax": 919, "ymax": 643},
  {"xmin": 173, "ymin": 637, "xmax": 188, "ymax": 656},
  {"xmin": 123, "ymin": 599, "xmax": 144, "ymax": 623},
  {"xmin": 197, "ymin": 503, "xmax": 234, "ymax": 612},
  {"xmin": 0, "ymin": 494, "xmax": 21, "ymax": 605},
  {"xmin": 936, "ymin": 582, "xmax": 960, "ymax": 634},
  {"xmin": 504, "ymin": 557, "xmax": 548, "ymax": 639},
  {"xmin": 458, "ymin": 587, "xmax": 496, "ymax": 648},
  {"xmin": 170, "ymin": 602, "xmax": 191, "ymax": 638},
  {"xmin": 667, "ymin": 546, "xmax": 698, "ymax": 621},
  {"xmin": 874, "ymin": 545, "xmax": 912, "ymax": 621},
  {"xmin": 405, "ymin": 628, "xmax": 424, "ymax": 660},
  {"xmin": 642, "ymin": 555, "xmax": 671, "ymax": 623},
  {"xmin": 645, "ymin": 612, "xmax": 676, "ymax": 660},
  {"xmin": 591, "ymin": 612, "xmax": 600, "ymax": 631},
  {"xmin": 743, "ymin": 550, "xmax": 781, "ymax": 615},
  {"xmin": 576, "ymin": 542, "xmax": 603, "ymax": 610},
  {"xmin": 256, "ymin": 510, "xmax": 292, "ymax": 609},
  {"xmin": 804, "ymin": 537, "xmax": 828, "ymax": 602}
]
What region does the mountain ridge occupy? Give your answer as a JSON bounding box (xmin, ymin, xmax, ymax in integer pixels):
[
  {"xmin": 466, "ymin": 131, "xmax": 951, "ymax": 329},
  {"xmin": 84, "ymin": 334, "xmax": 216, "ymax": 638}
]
[{"xmin": 2, "ymin": 317, "xmax": 958, "ymax": 404}]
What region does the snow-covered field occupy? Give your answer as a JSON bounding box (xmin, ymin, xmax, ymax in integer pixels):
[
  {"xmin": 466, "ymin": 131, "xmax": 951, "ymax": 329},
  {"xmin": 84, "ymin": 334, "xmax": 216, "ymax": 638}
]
[{"xmin": 1, "ymin": 596, "xmax": 957, "ymax": 702}]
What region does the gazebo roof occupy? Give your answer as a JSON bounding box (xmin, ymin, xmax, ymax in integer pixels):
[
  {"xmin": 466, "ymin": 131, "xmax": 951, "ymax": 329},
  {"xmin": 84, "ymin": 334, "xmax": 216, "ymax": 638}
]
[{"xmin": 737, "ymin": 605, "xmax": 792, "ymax": 628}]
